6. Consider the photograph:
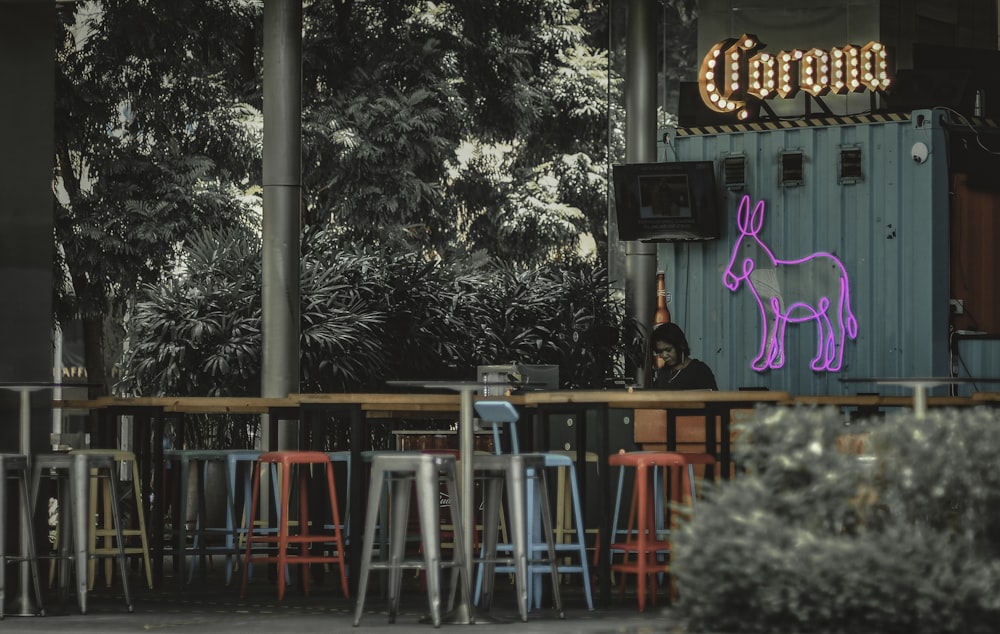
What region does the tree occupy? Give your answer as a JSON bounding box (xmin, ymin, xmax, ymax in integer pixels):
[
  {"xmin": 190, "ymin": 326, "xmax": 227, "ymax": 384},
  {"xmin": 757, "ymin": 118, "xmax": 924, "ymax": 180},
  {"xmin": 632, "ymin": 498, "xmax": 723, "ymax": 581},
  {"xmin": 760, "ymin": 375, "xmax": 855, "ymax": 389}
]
[
  {"xmin": 54, "ymin": 0, "xmax": 264, "ymax": 395},
  {"xmin": 299, "ymin": 0, "xmax": 615, "ymax": 263},
  {"xmin": 56, "ymin": 1, "xmax": 619, "ymax": 395}
]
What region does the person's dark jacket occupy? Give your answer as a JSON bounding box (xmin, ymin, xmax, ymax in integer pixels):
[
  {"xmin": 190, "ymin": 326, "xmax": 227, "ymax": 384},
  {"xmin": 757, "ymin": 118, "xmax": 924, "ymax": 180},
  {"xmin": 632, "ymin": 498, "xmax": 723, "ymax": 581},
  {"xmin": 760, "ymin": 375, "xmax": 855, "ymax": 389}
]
[{"xmin": 653, "ymin": 359, "xmax": 718, "ymax": 390}]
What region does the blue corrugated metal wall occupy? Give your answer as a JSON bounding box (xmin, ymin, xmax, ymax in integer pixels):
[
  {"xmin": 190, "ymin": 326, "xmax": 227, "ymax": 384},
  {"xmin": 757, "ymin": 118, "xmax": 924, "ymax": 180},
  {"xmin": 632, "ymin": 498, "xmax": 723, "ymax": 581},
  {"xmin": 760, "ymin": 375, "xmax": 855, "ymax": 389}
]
[{"xmin": 655, "ymin": 109, "xmax": 952, "ymax": 396}]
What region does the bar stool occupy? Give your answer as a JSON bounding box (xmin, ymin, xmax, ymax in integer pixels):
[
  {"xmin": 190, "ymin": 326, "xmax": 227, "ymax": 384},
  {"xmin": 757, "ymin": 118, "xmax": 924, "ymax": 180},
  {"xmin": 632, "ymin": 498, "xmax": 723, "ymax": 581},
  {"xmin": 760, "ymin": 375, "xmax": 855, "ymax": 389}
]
[
  {"xmin": 606, "ymin": 451, "xmax": 692, "ymax": 612},
  {"xmin": 163, "ymin": 449, "xmax": 245, "ymax": 586},
  {"xmin": 240, "ymin": 450, "xmax": 348, "ymax": 601},
  {"xmin": 603, "ymin": 450, "xmax": 712, "ymax": 554},
  {"xmin": 69, "ymin": 449, "xmax": 152, "ymax": 591},
  {"xmin": 31, "ymin": 453, "xmax": 133, "ymax": 614},
  {"xmin": 1, "ymin": 454, "xmax": 44, "ymax": 619},
  {"xmin": 353, "ymin": 452, "xmax": 472, "ymax": 627},
  {"xmin": 478, "ymin": 400, "xmax": 593, "ymax": 611},
  {"xmin": 476, "ymin": 451, "xmax": 565, "ymax": 622}
]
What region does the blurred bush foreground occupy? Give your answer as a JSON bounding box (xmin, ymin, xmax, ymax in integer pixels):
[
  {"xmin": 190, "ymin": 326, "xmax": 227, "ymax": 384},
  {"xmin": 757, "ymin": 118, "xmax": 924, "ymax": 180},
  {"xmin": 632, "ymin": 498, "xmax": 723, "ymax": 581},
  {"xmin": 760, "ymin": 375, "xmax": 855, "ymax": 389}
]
[{"xmin": 672, "ymin": 406, "xmax": 1000, "ymax": 634}]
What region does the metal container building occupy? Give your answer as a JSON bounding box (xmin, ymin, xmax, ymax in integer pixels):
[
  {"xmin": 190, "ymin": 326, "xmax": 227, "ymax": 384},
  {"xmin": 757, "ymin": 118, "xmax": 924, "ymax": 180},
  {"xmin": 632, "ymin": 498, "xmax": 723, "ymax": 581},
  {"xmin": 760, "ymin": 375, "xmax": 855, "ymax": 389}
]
[{"xmin": 653, "ymin": 108, "xmax": 972, "ymax": 396}]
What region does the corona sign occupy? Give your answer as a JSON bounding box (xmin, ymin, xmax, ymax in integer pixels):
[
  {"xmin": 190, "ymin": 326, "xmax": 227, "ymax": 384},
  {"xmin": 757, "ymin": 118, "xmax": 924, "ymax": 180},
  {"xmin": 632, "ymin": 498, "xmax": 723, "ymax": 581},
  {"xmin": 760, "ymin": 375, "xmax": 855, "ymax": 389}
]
[{"xmin": 699, "ymin": 34, "xmax": 890, "ymax": 121}]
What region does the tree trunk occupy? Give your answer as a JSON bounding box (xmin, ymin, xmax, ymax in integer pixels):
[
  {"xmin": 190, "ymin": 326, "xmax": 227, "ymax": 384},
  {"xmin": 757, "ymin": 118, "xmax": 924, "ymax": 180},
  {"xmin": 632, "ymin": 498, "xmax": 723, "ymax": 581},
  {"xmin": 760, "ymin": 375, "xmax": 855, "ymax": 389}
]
[{"xmin": 81, "ymin": 313, "xmax": 110, "ymax": 444}]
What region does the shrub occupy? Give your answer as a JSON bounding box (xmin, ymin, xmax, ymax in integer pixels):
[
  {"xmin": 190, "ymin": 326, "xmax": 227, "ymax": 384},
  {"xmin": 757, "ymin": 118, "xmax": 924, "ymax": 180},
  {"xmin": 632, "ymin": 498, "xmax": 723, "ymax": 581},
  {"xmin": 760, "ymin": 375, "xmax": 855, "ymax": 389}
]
[
  {"xmin": 118, "ymin": 226, "xmax": 624, "ymax": 397},
  {"xmin": 671, "ymin": 405, "xmax": 1000, "ymax": 634}
]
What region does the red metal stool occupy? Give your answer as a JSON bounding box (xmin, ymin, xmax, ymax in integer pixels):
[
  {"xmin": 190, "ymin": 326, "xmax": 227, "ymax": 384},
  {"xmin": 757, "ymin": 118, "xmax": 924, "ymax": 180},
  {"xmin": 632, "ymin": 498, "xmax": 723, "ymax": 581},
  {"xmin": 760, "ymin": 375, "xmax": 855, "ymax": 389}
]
[
  {"xmin": 606, "ymin": 451, "xmax": 692, "ymax": 612},
  {"xmin": 240, "ymin": 451, "xmax": 348, "ymax": 601}
]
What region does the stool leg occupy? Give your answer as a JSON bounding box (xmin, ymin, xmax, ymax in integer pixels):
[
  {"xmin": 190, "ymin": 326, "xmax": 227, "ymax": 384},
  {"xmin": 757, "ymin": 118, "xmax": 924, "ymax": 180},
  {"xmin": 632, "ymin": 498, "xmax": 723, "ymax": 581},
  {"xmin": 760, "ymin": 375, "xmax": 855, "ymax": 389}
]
[
  {"xmin": 128, "ymin": 460, "xmax": 154, "ymax": 590},
  {"xmin": 85, "ymin": 469, "xmax": 98, "ymax": 590},
  {"xmin": 239, "ymin": 462, "xmax": 262, "ymax": 599},
  {"xmin": 103, "ymin": 464, "xmax": 134, "ymax": 612},
  {"xmin": 505, "ymin": 465, "xmax": 529, "ymax": 622},
  {"xmin": 567, "ymin": 465, "xmax": 594, "ymax": 610},
  {"xmin": 387, "ymin": 473, "xmax": 413, "ymax": 623},
  {"xmin": 352, "ymin": 466, "xmax": 386, "ymax": 626},
  {"xmin": 276, "ymin": 462, "xmax": 292, "ymax": 601},
  {"xmin": 477, "ymin": 472, "xmax": 503, "ymax": 610},
  {"xmin": 443, "ymin": 461, "xmax": 471, "ymax": 615},
  {"xmin": 56, "ymin": 479, "xmax": 72, "ymax": 603},
  {"xmin": 101, "ymin": 474, "xmax": 114, "ymax": 588},
  {"xmin": 533, "ymin": 469, "xmax": 564, "ymax": 618},
  {"xmin": 19, "ymin": 471, "xmax": 45, "ymax": 617},
  {"xmin": 322, "ymin": 461, "xmax": 349, "ymax": 598},
  {"xmin": 71, "ymin": 457, "xmax": 90, "ymax": 614},
  {"xmin": 298, "ymin": 466, "xmax": 311, "ymax": 597},
  {"xmin": 416, "ymin": 461, "xmax": 443, "ymax": 627},
  {"xmin": 224, "ymin": 456, "xmax": 240, "ymax": 586}
]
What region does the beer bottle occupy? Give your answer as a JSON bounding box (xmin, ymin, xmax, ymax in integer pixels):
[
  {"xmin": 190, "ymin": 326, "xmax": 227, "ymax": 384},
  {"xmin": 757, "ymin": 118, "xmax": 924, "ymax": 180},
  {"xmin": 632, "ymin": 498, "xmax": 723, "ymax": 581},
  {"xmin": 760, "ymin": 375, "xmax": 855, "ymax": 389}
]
[{"xmin": 654, "ymin": 271, "xmax": 671, "ymax": 325}]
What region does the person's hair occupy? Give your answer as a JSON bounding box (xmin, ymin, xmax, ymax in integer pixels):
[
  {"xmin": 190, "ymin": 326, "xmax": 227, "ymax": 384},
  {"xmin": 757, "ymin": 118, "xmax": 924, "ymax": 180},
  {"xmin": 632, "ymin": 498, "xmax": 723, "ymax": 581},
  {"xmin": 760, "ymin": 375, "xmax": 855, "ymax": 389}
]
[{"xmin": 651, "ymin": 322, "xmax": 690, "ymax": 358}]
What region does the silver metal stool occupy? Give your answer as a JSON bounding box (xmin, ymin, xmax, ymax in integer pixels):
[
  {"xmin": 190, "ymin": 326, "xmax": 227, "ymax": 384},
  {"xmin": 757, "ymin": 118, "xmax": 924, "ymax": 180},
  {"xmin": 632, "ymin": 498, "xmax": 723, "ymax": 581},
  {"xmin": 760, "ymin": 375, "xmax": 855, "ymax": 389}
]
[
  {"xmin": 353, "ymin": 452, "xmax": 472, "ymax": 627},
  {"xmin": 31, "ymin": 453, "xmax": 133, "ymax": 614},
  {"xmin": 477, "ymin": 400, "xmax": 593, "ymax": 611},
  {"xmin": 476, "ymin": 453, "xmax": 565, "ymax": 622},
  {"xmin": 1, "ymin": 453, "xmax": 44, "ymax": 619}
]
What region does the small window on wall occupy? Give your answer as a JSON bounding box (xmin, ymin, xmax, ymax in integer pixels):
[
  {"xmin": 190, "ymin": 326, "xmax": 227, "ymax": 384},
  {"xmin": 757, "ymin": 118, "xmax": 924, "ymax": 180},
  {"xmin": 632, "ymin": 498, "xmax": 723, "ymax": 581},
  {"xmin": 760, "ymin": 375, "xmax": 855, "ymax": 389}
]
[
  {"xmin": 722, "ymin": 155, "xmax": 747, "ymax": 190},
  {"xmin": 839, "ymin": 146, "xmax": 863, "ymax": 184},
  {"xmin": 781, "ymin": 151, "xmax": 804, "ymax": 187}
]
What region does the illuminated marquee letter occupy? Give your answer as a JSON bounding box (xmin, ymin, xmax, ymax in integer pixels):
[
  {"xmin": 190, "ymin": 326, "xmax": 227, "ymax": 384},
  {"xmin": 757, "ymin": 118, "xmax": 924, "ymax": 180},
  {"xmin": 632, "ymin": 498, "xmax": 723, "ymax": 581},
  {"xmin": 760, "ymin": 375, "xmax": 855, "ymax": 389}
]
[
  {"xmin": 830, "ymin": 45, "xmax": 862, "ymax": 94},
  {"xmin": 721, "ymin": 195, "xmax": 859, "ymax": 372},
  {"xmin": 747, "ymin": 51, "xmax": 777, "ymax": 99},
  {"xmin": 776, "ymin": 49, "xmax": 803, "ymax": 98},
  {"xmin": 859, "ymin": 41, "xmax": 890, "ymax": 91},
  {"xmin": 698, "ymin": 33, "xmax": 764, "ymax": 120},
  {"xmin": 800, "ymin": 47, "xmax": 831, "ymax": 97}
]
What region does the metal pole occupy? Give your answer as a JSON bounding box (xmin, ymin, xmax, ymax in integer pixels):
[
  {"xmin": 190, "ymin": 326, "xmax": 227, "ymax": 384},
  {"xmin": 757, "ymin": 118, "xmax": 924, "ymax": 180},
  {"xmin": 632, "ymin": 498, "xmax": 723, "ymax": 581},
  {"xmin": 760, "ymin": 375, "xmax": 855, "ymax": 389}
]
[
  {"xmin": 261, "ymin": 0, "xmax": 302, "ymax": 454},
  {"xmin": 624, "ymin": 0, "xmax": 659, "ymax": 387}
]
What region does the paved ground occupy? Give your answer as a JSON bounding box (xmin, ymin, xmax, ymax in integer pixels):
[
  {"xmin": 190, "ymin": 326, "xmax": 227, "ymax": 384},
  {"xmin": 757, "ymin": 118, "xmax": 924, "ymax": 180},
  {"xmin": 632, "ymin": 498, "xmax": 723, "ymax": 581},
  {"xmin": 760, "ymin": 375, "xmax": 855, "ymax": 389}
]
[{"xmin": 1, "ymin": 565, "xmax": 682, "ymax": 634}]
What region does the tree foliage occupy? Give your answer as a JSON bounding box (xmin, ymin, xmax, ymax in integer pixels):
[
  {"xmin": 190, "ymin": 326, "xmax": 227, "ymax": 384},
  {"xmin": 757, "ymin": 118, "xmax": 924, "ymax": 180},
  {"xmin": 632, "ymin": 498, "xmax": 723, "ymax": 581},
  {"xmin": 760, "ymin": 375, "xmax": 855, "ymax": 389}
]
[
  {"xmin": 55, "ymin": 1, "xmax": 619, "ymax": 394},
  {"xmin": 54, "ymin": 0, "xmax": 264, "ymax": 392},
  {"xmin": 298, "ymin": 0, "xmax": 613, "ymax": 261},
  {"xmin": 119, "ymin": 225, "xmax": 622, "ymax": 398}
]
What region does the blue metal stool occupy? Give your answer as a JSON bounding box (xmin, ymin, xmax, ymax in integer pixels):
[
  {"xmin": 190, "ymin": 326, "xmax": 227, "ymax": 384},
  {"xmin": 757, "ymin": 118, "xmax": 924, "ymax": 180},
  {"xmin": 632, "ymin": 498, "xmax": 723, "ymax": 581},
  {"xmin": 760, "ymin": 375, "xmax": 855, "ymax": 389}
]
[{"xmin": 163, "ymin": 449, "xmax": 245, "ymax": 586}]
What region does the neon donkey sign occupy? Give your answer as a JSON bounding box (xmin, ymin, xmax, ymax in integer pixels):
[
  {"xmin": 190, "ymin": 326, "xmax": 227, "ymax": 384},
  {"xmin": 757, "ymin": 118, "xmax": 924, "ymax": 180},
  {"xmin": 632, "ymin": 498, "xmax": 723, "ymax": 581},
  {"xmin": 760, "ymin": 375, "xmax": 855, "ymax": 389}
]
[{"xmin": 722, "ymin": 195, "xmax": 858, "ymax": 372}]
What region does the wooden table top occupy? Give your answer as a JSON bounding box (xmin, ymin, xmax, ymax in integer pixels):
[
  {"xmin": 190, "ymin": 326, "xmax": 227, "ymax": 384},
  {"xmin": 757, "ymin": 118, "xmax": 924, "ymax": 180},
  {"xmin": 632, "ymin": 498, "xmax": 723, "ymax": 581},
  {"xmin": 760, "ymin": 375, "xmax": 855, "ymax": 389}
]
[{"xmin": 52, "ymin": 388, "xmax": 993, "ymax": 416}]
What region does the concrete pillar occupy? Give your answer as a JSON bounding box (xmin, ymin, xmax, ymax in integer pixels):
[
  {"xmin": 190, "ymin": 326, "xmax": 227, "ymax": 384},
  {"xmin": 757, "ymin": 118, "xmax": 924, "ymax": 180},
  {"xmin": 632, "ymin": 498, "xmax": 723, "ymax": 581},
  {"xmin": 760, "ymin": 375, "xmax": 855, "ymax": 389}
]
[
  {"xmin": 261, "ymin": 0, "xmax": 302, "ymax": 451},
  {"xmin": 624, "ymin": 0, "xmax": 658, "ymax": 386}
]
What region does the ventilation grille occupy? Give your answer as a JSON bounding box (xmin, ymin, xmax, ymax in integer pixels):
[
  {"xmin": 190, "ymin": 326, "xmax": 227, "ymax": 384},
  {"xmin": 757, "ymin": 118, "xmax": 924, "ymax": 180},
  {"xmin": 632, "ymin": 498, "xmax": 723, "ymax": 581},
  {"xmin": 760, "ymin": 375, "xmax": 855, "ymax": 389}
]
[
  {"xmin": 781, "ymin": 152, "xmax": 804, "ymax": 187},
  {"xmin": 722, "ymin": 155, "xmax": 746, "ymax": 190},
  {"xmin": 839, "ymin": 146, "xmax": 863, "ymax": 184}
]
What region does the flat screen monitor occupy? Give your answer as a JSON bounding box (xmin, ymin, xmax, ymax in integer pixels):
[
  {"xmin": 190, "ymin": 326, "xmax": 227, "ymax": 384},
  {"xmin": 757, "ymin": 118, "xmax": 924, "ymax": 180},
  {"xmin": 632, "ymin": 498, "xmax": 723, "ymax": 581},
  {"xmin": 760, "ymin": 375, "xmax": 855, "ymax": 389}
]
[{"xmin": 612, "ymin": 161, "xmax": 721, "ymax": 242}]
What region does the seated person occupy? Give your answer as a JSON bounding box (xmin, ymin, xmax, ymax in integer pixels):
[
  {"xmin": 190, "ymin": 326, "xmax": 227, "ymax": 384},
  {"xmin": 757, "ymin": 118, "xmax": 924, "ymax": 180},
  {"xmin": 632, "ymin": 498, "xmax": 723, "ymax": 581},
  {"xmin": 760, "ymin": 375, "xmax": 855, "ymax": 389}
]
[{"xmin": 651, "ymin": 322, "xmax": 718, "ymax": 390}]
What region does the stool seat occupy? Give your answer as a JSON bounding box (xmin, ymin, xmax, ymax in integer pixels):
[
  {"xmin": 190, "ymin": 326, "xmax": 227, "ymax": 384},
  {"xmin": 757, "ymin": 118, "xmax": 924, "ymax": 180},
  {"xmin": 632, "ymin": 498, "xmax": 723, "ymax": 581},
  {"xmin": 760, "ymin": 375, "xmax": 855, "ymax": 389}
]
[
  {"xmin": 240, "ymin": 450, "xmax": 348, "ymax": 601},
  {"xmin": 1, "ymin": 454, "xmax": 44, "ymax": 619}
]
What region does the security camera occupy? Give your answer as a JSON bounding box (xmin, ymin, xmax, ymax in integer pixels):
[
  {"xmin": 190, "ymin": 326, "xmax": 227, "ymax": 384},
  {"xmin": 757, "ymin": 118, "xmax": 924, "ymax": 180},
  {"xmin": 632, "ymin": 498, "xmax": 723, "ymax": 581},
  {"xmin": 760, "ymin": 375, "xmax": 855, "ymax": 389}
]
[{"xmin": 911, "ymin": 142, "xmax": 929, "ymax": 164}]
